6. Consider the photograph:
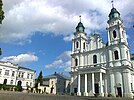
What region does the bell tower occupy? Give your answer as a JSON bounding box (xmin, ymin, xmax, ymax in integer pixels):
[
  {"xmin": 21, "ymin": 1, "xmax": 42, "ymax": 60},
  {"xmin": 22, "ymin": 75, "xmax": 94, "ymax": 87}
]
[
  {"xmin": 107, "ymin": 7, "xmax": 128, "ymax": 46},
  {"xmin": 107, "ymin": 5, "xmax": 131, "ymax": 66},
  {"xmin": 72, "ymin": 16, "xmax": 88, "ymax": 53}
]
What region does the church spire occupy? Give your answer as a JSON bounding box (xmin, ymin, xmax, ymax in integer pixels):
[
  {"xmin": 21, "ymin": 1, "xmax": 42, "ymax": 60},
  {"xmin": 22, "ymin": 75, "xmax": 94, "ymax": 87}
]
[
  {"xmin": 79, "ymin": 15, "xmax": 81, "ymax": 22},
  {"xmin": 108, "ymin": 1, "xmax": 120, "ymax": 20},
  {"xmin": 111, "ymin": 0, "xmax": 114, "ymax": 8},
  {"xmin": 76, "ymin": 16, "xmax": 85, "ymax": 33}
]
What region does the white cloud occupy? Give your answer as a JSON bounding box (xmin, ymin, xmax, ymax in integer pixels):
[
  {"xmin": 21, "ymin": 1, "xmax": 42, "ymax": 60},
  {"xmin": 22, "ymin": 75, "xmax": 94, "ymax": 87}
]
[
  {"xmin": 1, "ymin": 0, "xmax": 133, "ymax": 44},
  {"xmin": 1, "ymin": 53, "xmax": 38, "ymax": 66},
  {"xmin": 44, "ymin": 51, "xmax": 71, "ymax": 72}
]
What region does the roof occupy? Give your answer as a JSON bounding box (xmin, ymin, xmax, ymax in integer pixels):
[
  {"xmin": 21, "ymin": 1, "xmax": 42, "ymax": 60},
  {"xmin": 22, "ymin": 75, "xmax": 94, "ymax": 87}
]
[
  {"xmin": 19, "ymin": 66, "xmax": 36, "ymax": 72},
  {"xmin": 43, "ymin": 73, "xmax": 70, "ymax": 80},
  {"xmin": 76, "ymin": 22, "xmax": 85, "ymax": 32},
  {"xmin": 108, "ymin": 7, "xmax": 120, "ymax": 19}
]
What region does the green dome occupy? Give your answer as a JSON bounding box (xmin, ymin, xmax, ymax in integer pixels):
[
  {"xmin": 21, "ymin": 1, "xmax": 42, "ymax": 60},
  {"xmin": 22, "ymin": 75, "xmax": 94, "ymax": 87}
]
[
  {"xmin": 76, "ymin": 22, "xmax": 85, "ymax": 32},
  {"xmin": 109, "ymin": 8, "xmax": 120, "ymax": 20}
]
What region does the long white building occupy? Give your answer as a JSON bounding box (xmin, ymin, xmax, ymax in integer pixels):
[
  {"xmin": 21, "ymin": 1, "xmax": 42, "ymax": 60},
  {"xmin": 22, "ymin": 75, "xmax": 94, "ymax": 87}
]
[
  {"xmin": 70, "ymin": 6, "xmax": 134, "ymax": 98},
  {"xmin": 0, "ymin": 61, "xmax": 36, "ymax": 89}
]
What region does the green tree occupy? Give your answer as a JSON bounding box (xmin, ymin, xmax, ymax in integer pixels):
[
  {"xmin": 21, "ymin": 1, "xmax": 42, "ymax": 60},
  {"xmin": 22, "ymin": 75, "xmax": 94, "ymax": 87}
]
[
  {"xmin": 0, "ymin": 0, "xmax": 4, "ymax": 56},
  {"xmin": 0, "ymin": 0, "xmax": 4, "ymax": 24},
  {"xmin": 36, "ymin": 71, "xmax": 43, "ymax": 87}
]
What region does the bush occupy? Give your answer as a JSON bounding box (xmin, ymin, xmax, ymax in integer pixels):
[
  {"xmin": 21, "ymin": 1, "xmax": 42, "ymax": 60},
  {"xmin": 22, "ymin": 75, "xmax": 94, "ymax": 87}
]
[
  {"xmin": 15, "ymin": 86, "xmax": 23, "ymax": 92},
  {"xmin": 0, "ymin": 84, "xmax": 23, "ymax": 92}
]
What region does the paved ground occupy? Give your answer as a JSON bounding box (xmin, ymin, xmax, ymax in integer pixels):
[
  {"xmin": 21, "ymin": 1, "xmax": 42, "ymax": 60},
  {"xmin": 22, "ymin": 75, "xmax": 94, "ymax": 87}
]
[{"xmin": 0, "ymin": 91, "xmax": 133, "ymax": 100}]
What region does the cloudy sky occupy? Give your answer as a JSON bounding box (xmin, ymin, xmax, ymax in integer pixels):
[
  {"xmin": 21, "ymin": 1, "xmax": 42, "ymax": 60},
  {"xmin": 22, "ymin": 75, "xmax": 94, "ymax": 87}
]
[{"xmin": 0, "ymin": 0, "xmax": 134, "ymax": 77}]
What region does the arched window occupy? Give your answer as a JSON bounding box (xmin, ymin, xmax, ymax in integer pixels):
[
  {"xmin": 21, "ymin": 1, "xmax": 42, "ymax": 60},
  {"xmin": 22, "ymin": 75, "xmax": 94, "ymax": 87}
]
[
  {"xmin": 113, "ymin": 30, "xmax": 117, "ymax": 38},
  {"xmin": 83, "ymin": 42, "xmax": 86, "ymax": 49},
  {"xmin": 17, "ymin": 80, "xmax": 22, "ymax": 86},
  {"xmin": 75, "ymin": 58, "xmax": 78, "ymax": 66},
  {"xmin": 114, "ymin": 50, "xmax": 119, "ymax": 60},
  {"xmin": 93, "ymin": 55, "xmax": 97, "ymax": 63},
  {"xmin": 3, "ymin": 79, "xmax": 7, "ymax": 85},
  {"xmin": 76, "ymin": 42, "xmax": 79, "ymax": 48}
]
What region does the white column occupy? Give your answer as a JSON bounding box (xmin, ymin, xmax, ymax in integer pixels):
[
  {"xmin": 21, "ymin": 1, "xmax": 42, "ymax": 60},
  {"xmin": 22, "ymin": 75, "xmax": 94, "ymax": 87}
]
[
  {"xmin": 92, "ymin": 73, "xmax": 95, "ymax": 94},
  {"xmin": 70, "ymin": 77, "xmax": 74, "ymax": 95},
  {"xmin": 77, "ymin": 74, "xmax": 81, "ymax": 96},
  {"xmin": 104, "ymin": 74, "xmax": 108, "ymax": 97},
  {"xmin": 109, "ymin": 72, "xmax": 116, "ymax": 97},
  {"xmin": 84, "ymin": 73, "xmax": 88, "ymax": 96},
  {"xmin": 122, "ymin": 71, "xmax": 133, "ymax": 98},
  {"xmin": 100, "ymin": 72, "xmax": 104, "ymax": 96}
]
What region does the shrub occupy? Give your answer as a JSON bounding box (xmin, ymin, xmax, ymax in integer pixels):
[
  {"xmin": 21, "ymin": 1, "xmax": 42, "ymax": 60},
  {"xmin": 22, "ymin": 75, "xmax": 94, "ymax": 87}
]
[{"xmin": 0, "ymin": 84, "xmax": 23, "ymax": 92}]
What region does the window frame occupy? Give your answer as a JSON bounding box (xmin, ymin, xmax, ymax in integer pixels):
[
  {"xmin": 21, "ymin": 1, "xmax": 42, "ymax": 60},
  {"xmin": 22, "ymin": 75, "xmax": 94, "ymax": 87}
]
[
  {"xmin": 114, "ymin": 50, "xmax": 119, "ymax": 60},
  {"xmin": 5, "ymin": 70, "xmax": 9, "ymax": 76},
  {"xmin": 113, "ymin": 30, "xmax": 117, "ymax": 38},
  {"xmin": 75, "ymin": 58, "xmax": 78, "ymax": 66},
  {"xmin": 12, "ymin": 71, "xmax": 15, "ymax": 77},
  {"xmin": 93, "ymin": 55, "xmax": 97, "ymax": 64},
  {"xmin": 76, "ymin": 41, "xmax": 79, "ymax": 48}
]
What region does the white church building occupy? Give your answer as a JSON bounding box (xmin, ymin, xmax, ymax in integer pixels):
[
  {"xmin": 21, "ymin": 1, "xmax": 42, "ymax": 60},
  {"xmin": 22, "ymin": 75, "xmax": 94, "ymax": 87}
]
[{"xmin": 70, "ymin": 6, "xmax": 134, "ymax": 98}]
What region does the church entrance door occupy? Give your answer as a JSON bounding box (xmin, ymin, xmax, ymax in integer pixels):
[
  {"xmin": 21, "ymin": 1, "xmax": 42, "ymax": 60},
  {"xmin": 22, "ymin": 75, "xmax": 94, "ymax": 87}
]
[
  {"xmin": 95, "ymin": 83, "xmax": 99, "ymax": 94},
  {"xmin": 74, "ymin": 88, "xmax": 77, "ymax": 94},
  {"xmin": 117, "ymin": 87, "xmax": 122, "ymax": 97}
]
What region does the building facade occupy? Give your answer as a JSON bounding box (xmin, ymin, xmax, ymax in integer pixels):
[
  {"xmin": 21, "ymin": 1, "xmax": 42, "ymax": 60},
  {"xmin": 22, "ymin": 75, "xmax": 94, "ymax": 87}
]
[
  {"xmin": 70, "ymin": 7, "xmax": 134, "ymax": 98},
  {"xmin": 42, "ymin": 72, "xmax": 70, "ymax": 94},
  {"xmin": 0, "ymin": 61, "xmax": 36, "ymax": 89}
]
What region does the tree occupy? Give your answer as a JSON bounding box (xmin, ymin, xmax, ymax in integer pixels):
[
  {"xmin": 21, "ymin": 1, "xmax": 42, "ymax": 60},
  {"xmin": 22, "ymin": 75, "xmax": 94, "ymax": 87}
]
[
  {"xmin": 0, "ymin": 0, "xmax": 4, "ymax": 24},
  {"xmin": 0, "ymin": 0, "xmax": 4, "ymax": 56},
  {"xmin": 35, "ymin": 71, "xmax": 43, "ymax": 87}
]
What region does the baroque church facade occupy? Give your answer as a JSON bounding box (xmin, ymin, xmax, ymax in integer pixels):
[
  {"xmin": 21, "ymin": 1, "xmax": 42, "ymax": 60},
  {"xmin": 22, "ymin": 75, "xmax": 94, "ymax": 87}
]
[{"xmin": 70, "ymin": 6, "xmax": 134, "ymax": 98}]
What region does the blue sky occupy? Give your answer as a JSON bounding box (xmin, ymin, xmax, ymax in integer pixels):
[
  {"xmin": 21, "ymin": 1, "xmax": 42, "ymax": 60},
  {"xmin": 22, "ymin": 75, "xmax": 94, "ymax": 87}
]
[{"xmin": 0, "ymin": 0, "xmax": 134, "ymax": 77}]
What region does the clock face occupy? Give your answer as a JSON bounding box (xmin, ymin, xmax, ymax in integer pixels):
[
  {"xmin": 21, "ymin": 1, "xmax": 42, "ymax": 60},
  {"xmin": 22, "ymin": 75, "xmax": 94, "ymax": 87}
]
[{"xmin": 79, "ymin": 27, "xmax": 83, "ymax": 32}]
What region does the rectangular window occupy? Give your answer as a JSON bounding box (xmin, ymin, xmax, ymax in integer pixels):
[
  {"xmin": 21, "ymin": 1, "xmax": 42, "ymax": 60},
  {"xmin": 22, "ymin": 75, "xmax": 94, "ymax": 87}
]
[
  {"xmin": 26, "ymin": 82, "xmax": 29, "ymax": 86},
  {"xmin": 18, "ymin": 72, "xmax": 21, "ymax": 77},
  {"xmin": 131, "ymin": 83, "xmax": 133, "ymax": 91},
  {"xmin": 5, "ymin": 70, "xmax": 9, "ymax": 76},
  {"xmin": 27, "ymin": 74, "xmax": 29, "ymax": 79},
  {"xmin": 0, "ymin": 69, "xmax": 2, "ymax": 74},
  {"xmin": 12, "ymin": 71, "xmax": 15, "ymax": 76},
  {"xmin": 21, "ymin": 73, "xmax": 24, "ymax": 78},
  {"xmin": 10, "ymin": 80, "xmax": 13, "ymax": 85},
  {"xmin": 31, "ymin": 75, "xmax": 33, "ymax": 79}
]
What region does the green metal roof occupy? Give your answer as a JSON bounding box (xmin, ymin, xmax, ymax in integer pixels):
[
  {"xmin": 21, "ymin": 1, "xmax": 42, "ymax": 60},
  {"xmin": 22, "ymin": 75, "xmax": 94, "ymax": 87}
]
[
  {"xmin": 76, "ymin": 22, "xmax": 85, "ymax": 32},
  {"xmin": 108, "ymin": 7, "xmax": 120, "ymax": 19}
]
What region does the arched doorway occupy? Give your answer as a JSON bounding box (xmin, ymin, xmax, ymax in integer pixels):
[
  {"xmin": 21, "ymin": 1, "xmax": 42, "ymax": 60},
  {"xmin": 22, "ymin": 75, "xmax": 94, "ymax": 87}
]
[
  {"xmin": 17, "ymin": 81, "xmax": 22, "ymax": 86},
  {"xmin": 3, "ymin": 79, "xmax": 7, "ymax": 85},
  {"xmin": 117, "ymin": 87, "xmax": 122, "ymax": 97},
  {"xmin": 17, "ymin": 81, "xmax": 22, "ymax": 91}
]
